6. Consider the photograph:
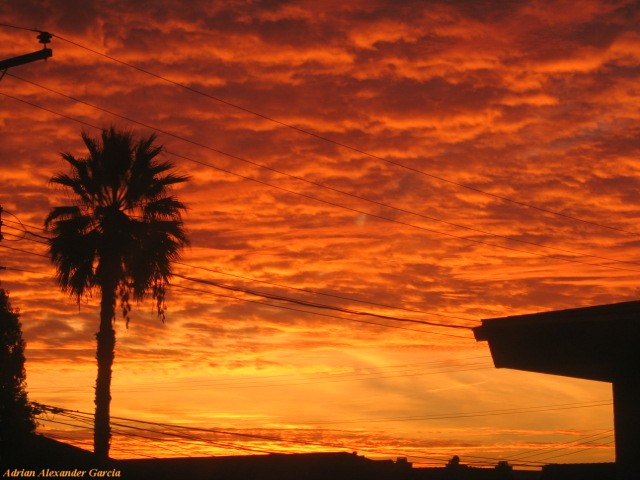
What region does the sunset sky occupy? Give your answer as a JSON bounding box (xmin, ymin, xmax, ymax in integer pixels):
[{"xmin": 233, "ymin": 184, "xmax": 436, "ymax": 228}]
[{"xmin": 2, "ymin": 0, "xmax": 639, "ymax": 467}]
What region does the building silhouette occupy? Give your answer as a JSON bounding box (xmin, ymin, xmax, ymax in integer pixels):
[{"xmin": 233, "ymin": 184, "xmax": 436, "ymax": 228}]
[{"xmin": 474, "ymin": 300, "xmax": 640, "ymax": 480}]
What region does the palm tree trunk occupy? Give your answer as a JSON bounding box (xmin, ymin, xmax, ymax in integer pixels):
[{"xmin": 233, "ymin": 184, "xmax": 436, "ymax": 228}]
[{"xmin": 94, "ymin": 277, "xmax": 117, "ymax": 461}]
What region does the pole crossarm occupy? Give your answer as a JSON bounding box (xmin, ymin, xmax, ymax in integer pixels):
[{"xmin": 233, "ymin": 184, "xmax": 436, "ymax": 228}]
[{"xmin": 0, "ymin": 48, "xmax": 52, "ymax": 71}]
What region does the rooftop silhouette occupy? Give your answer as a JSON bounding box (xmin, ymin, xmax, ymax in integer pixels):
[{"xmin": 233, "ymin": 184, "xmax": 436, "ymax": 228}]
[{"xmin": 474, "ymin": 300, "xmax": 640, "ymax": 480}]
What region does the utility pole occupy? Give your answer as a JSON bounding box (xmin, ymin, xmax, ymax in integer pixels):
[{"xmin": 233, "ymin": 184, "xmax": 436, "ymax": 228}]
[
  {"xmin": 0, "ymin": 31, "xmax": 52, "ymax": 80},
  {"xmin": 0, "ymin": 29, "xmax": 53, "ymax": 272},
  {"xmin": 0, "ymin": 205, "xmax": 4, "ymax": 272}
]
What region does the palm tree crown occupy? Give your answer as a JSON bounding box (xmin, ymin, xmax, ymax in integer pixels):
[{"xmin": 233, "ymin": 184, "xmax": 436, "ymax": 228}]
[
  {"xmin": 45, "ymin": 127, "xmax": 189, "ymax": 320},
  {"xmin": 45, "ymin": 127, "xmax": 189, "ymax": 459}
]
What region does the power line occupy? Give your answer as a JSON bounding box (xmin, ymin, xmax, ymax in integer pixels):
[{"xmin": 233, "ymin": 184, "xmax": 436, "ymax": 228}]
[
  {"xmin": 1, "ymin": 209, "xmax": 27, "ymax": 232},
  {"xmin": 35, "ymin": 406, "xmax": 470, "ymax": 464},
  {"xmin": 0, "ymin": 23, "xmax": 42, "ymax": 33},
  {"xmin": 47, "ymin": 30, "xmax": 640, "ymax": 237},
  {"xmin": 39, "ymin": 422, "xmax": 162, "ymax": 459},
  {"xmin": 504, "ymin": 429, "xmax": 614, "ymax": 462},
  {"xmin": 35, "ymin": 402, "xmax": 611, "ymax": 467},
  {"xmin": 0, "ymin": 224, "xmax": 479, "ymax": 329},
  {"xmin": 2, "ymin": 213, "xmax": 473, "ymax": 332},
  {"xmin": 3, "ymin": 227, "xmax": 48, "ymax": 245},
  {"xmin": 161, "ymin": 149, "xmax": 640, "ymax": 275},
  {"xmin": 4, "ymin": 88, "xmax": 640, "ymax": 278},
  {"xmin": 35, "ymin": 398, "xmax": 612, "ymax": 437},
  {"xmin": 6, "ymin": 75, "xmax": 640, "ymax": 275},
  {"xmin": 0, "ymin": 243, "xmax": 49, "ymax": 258},
  {"xmin": 2, "ymin": 75, "xmax": 636, "ymax": 336},
  {"xmin": 3, "ymin": 217, "xmax": 50, "ymax": 240},
  {"xmin": 0, "ymin": 238, "xmax": 474, "ymax": 338},
  {"xmin": 0, "ymin": 218, "xmax": 478, "ymax": 334},
  {"xmin": 174, "ymin": 273, "xmax": 472, "ymax": 330},
  {"xmin": 297, "ymin": 400, "xmax": 612, "ymax": 425},
  {"xmin": 39, "ymin": 416, "xmax": 265, "ymax": 457},
  {"xmin": 0, "ymin": 211, "xmax": 27, "ymax": 242},
  {"xmin": 105, "ymin": 418, "xmax": 277, "ymax": 455},
  {"xmin": 173, "ymin": 283, "xmax": 474, "ymax": 339},
  {"xmin": 40, "ymin": 412, "xmax": 279, "ymax": 456},
  {"xmin": 39, "ymin": 405, "xmax": 345, "ymax": 453},
  {"xmin": 2, "ymin": 217, "xmax": 48, "ymax": 235},
  {"xmin": 412, "ymin": 428, "xmax": 614, "ymax": 468},
  {"xmin": 533, "ymin": 439, "xmax": 615, "ymax": 463},
  {"xmin": 176, "ymin": 261, "xmax": 479, "ymax": 323},
  {"xmin": 0, "ymin": 91, "xmax": 102, "ymax": 129},
  {"xmin": 0, "ymin": 231, "xmax": 25, "ymax": 242},
  {"xmin": 0, "ymin": 231, "xmax": 474, "ymax": 340}
]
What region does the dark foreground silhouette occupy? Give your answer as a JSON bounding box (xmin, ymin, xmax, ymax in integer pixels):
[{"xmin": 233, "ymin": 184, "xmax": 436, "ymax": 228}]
[{"xmin": 1, "ymin": 435, "xmax": 617, "ymax": 480}]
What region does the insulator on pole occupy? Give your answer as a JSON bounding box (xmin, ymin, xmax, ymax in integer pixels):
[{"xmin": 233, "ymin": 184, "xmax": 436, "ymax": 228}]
[{"xmin": 37, "ymin": 31, "xmax": 52, "ymax": 46}]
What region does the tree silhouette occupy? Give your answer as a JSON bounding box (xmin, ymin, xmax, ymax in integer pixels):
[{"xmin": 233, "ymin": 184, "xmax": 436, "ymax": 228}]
[
  {"xmin": 45, "ymin": 127, "xmax": 189, "ymax": 460},
  {"xmin": 0, "ymin": 288, "xmax": 36, "ymax": 451}
]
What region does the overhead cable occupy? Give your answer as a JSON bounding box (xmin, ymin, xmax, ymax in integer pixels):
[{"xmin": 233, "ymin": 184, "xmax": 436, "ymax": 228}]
[
  {"xmin": 174, "ymin": 273, "xmax": 472, "ymax": 330},
  {"xmin": 6, "ymin": 75, "xmax": 640, "ymax": 273},
  {"xmin": 47, "ymin": 30, "xmax": 640, "ymax": 237}
]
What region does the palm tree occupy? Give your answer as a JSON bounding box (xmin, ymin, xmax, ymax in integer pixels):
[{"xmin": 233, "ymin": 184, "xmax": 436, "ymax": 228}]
[{"xmin": 45, "ymin": 127, "xmax": 189, "ymax": 460}]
